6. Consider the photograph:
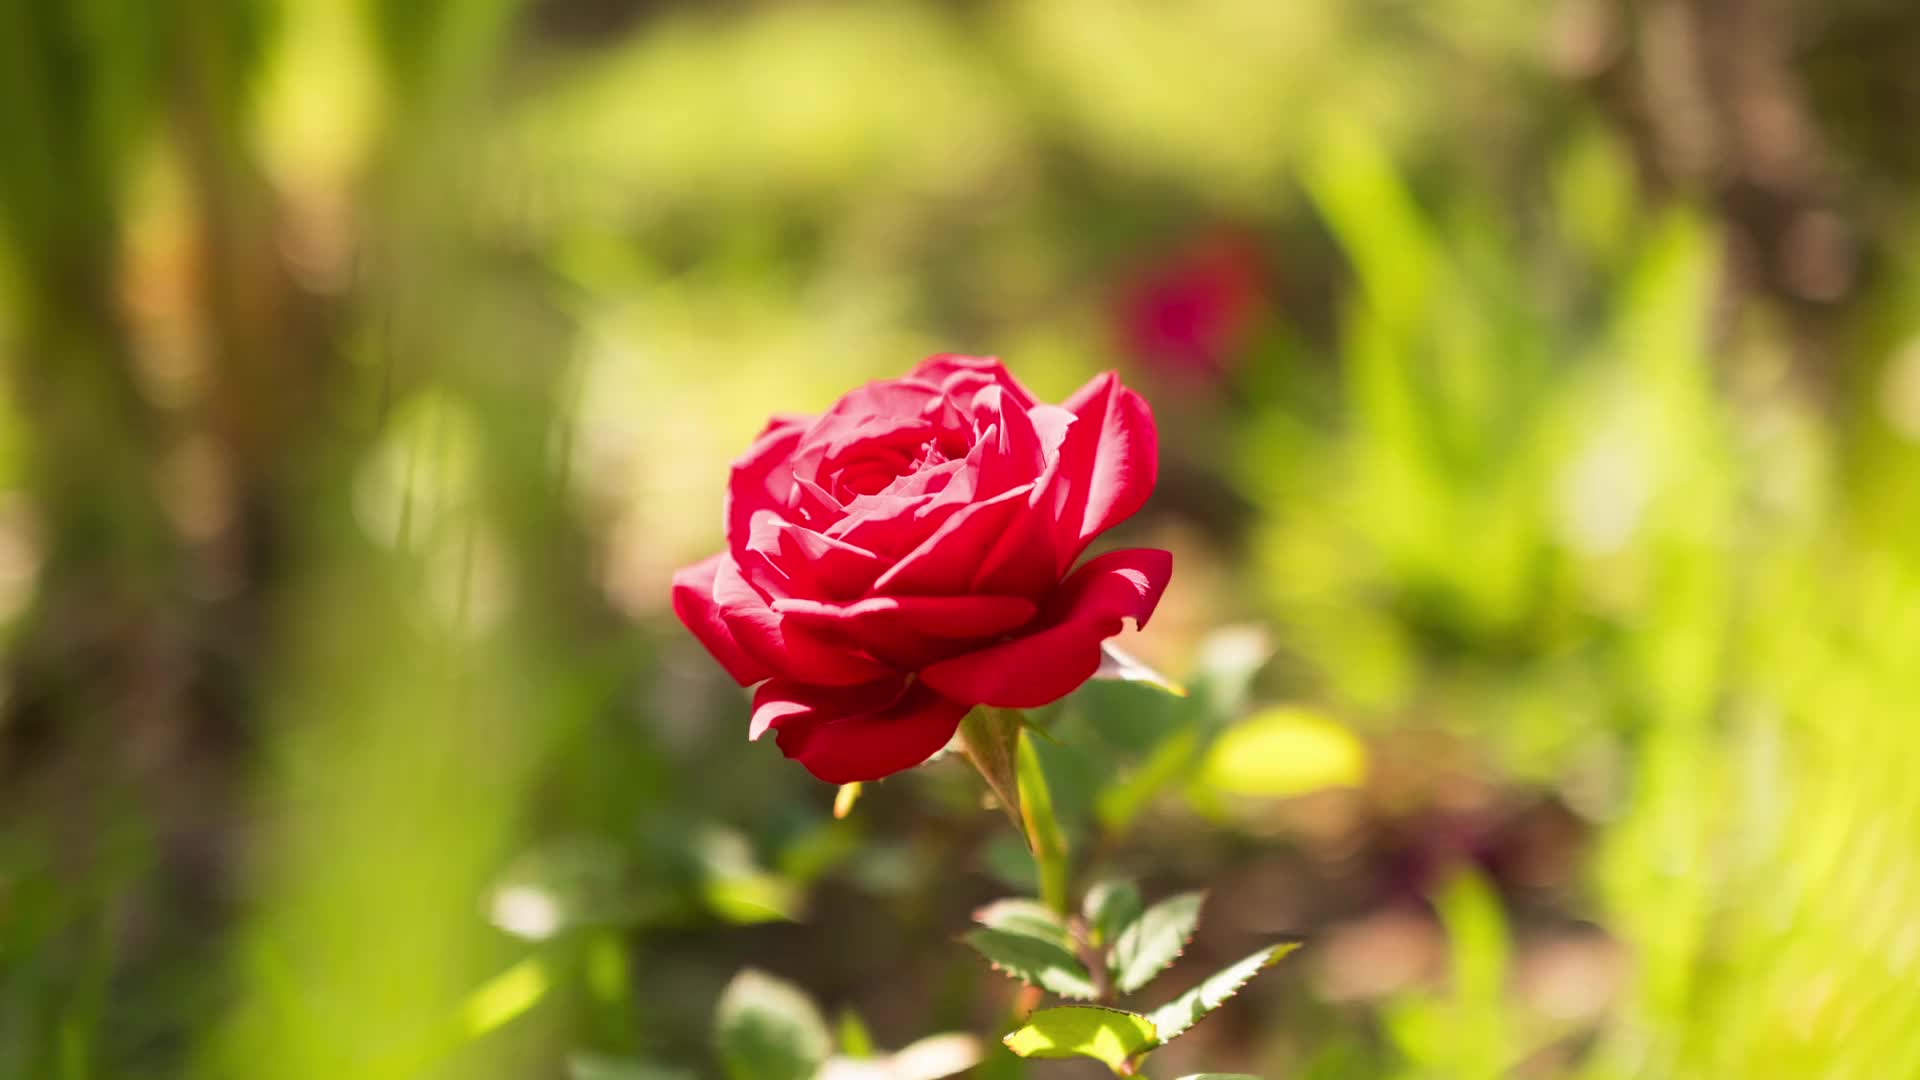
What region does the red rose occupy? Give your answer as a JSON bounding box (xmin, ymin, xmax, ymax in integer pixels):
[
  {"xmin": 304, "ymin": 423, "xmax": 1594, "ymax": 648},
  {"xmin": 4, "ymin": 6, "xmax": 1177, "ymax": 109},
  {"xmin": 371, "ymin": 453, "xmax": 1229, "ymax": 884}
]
[{"xmin": 673, "ymin": 355, "xmax": 1171, "ymax": 783}]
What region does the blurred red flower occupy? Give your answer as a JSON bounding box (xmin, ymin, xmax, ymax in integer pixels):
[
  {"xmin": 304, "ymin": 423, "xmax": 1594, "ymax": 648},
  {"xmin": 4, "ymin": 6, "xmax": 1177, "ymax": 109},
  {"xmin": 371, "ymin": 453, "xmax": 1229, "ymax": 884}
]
[{"xmin": 1115, "ymin": 230, "xmax": 1268, "ymax": 379}]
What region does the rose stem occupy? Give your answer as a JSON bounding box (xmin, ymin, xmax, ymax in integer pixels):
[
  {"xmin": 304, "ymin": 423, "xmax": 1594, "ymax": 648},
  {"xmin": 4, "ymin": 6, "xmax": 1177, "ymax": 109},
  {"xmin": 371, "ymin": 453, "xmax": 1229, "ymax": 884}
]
[{"xmin": 1014, "ymin": 722, "xmax": 1071, "ymax": 916}]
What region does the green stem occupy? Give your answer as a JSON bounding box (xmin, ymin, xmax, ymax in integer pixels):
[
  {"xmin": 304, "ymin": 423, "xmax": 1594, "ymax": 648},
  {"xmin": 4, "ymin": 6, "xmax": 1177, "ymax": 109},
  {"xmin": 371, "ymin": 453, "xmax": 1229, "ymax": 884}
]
[
  {"xmin": 958, "ymin": 707, "xmax": 1073, "ymax": 915},
  {"xmin": 1015, "ymin": 723, "xmax": 1071, "ymax": 916}
]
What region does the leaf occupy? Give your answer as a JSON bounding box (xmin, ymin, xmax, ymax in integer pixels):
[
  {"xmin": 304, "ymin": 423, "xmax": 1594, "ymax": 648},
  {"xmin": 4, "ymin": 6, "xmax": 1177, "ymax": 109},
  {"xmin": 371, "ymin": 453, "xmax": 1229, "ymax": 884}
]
[
  {"xmin": 963, "ymin": 929, "xmax": 1097, "ymax": 999},
  {"xmin": 1146, "ymin": 943, "xmax": 1300, "ymax": 1044},
  {"xmin": 973, "ymin": 898, "xmax": 1075, "ymax": 951},
  {"xmin": 1199, "ymin": 707, "xmax": 1367, "ymax": 799},
  {"xmin": 714, "ymin": 968, "xmax": 831, "ymax": 1080},
  {"xmin": 1082, "ymin": 880, "xmax": 1143, "ymax": 949},
  {"xmin": 1110, "ymin": 891, "xmax": 1205, "ymax": 994},
  {"xmin": 1002, "ymin": 1006, "xmax": 1158, "ymax": 1072}
]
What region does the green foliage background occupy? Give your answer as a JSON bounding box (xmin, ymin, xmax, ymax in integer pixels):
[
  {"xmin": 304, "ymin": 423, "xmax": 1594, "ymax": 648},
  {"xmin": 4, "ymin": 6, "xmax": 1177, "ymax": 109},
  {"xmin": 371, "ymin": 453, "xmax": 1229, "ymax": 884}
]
[{"xmin": 2, "ymin": 1, "xmax": 1918, "ymax": 1077}]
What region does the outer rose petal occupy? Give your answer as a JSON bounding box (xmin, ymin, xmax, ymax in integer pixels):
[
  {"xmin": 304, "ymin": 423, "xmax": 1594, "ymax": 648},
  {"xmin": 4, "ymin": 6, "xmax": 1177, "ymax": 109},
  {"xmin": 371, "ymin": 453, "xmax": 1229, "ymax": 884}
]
[
  {"xmin": 671, "ymin": 553, "xmax": 772, "ymax": 686},
  {"xmin": 909, "ymin": 354, "xmax": 1039, "ymax": 411},
  {"xmin": 1043, "ymin": 373, "xmax": 1159, "ymax": 571},
  {"xmin": 919, "ymin": 548, "xmax": 1172, "ymax": 708},
  {"xmin": 754, "ymin": 677, "xmax": 971, "ymax": 783},
  {"xmin": 713, "ymin": 558, "xmax": 893, "ymax": 686},
  {"xmin": 770, "ymin": 593, "xmax": 1037, "ymax": 670},
  {"xmin": 771, "ymin": 594, "xmax": 1038, "ymax": 640},
  {"xmin": 725, "ymin": 418, "xmax": 810, "ymax": 554}
]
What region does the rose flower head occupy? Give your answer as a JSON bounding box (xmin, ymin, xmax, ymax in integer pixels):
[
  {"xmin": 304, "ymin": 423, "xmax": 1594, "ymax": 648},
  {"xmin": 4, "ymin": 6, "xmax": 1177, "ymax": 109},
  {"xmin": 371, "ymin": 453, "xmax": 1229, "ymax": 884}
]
[{"xmin": 672, "ymin": 355, "xmax": 1171, "ymax": 783}]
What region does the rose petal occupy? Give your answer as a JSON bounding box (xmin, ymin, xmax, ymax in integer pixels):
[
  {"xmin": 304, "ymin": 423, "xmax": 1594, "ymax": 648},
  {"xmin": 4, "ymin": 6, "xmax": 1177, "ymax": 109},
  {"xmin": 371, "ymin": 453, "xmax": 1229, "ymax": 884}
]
[
  {"xmin": 755, "ymin": 677, "xmax": 971, "ymax": 783},
  {"xmin": 790, "ymin": 476, "xmax": 846, "ymax": 525},
  {"xmin": 909, "ymin": 354, "xmax": 1039, "ymax": 410},
  {"xmin": 714, "ymin": 558, "xmax": 893, "ymax": 686},
  {"xmin": 773, "ymin": 593, "xmax": 1036, "ymax": 670},
  {"xmin": 964, "ymin": 403, "xmax": 1080, "ymax": 595},
  {"xmin": 772, "ymin": 594, "xmax": 1038, "ymax": 639},
  {"xmin": 965, "ymin": 386, "xmax": 1049, "ymax": 498},
  {"xmin": 794, "ymin": 414, "xmax": 939, "ymax": 496},
  {"xmin": 825, "ymin": 492, "xmax": 950, "ymax": 556},
  {"xmin": 968, "ymin": 504, "xmax": 1060, "ymax": 599},
  {"xmin": 671, "ymin": 553, "xmax": 773, "ymax": 686},
  {"xmin": 1041, "ymin": 373, "xmax": 1159, "ymax": 572},
  {"xmin": 871, "ymin": 484, "xmax": 1034, "ymax": 596},
  {"xmin": 880, "ymin": 457, "xmax": 967, "ymax": 501},
  {"xmin": 741, "ymin": 511, "xmax": 888, "ymax": 601},
  {"xmin": 724, "ymin": 418, "xmax": 810, "ymax": 554},
  {"xmin": 919, "ymin": 548, "xmax": 1173, "ymax": 708},
  {"xmin": 771, "ymin": 591, "xmax": 1036, "ymax": 634}
]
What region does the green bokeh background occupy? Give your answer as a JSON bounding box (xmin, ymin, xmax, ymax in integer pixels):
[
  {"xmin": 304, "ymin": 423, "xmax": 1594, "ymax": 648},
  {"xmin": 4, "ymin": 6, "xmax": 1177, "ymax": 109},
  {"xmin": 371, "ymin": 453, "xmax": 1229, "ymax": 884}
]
[{"xmin": 3, "ymin": 1, "xmax": 1919, "ymax": 1077}]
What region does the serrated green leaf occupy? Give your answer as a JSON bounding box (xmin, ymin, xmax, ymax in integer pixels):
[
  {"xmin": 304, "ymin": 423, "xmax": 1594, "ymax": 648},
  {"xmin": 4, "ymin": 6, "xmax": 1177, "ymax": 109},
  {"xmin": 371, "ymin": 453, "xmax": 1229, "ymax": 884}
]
[
  {"xmin": 714, "ymin": 969, "xmax": 831, "ymax": 1080},
  {"xmin": 1146, "ymin": 943, "xmax": 1300, "ymax": 1044},
  {"xmin": 973, "ymin": 898, "xmax": 1074, "ymax": 950},
  {"xmin": 1082, "ymin": 880, "xmax": 1143, "ymax": 949},
  {"xmin": 963, "ymin": 929, "xmax": 1097, "ymax": 999},
  {"xmin": 1200, "ymin": 707, "xmax": 1366, "ymax": 798},
  {"xmin": 1110, "ymin": 891, "xmax": 1205, "ymax": 994},
  {"xmin": 1002, "ymin": 1006, "xmax": 1158, "ymax": 1072}
]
